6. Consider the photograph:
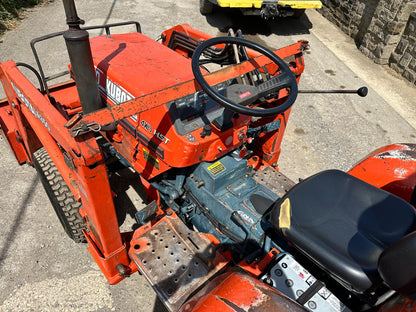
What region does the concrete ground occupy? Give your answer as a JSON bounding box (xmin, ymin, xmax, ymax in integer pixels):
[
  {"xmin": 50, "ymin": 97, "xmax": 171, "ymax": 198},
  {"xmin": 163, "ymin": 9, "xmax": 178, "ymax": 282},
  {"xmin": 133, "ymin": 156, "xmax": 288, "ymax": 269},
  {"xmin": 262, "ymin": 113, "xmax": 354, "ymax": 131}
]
[{"xmin": 0, "ymin": 1, "xmax": 415, "ymax": 311}]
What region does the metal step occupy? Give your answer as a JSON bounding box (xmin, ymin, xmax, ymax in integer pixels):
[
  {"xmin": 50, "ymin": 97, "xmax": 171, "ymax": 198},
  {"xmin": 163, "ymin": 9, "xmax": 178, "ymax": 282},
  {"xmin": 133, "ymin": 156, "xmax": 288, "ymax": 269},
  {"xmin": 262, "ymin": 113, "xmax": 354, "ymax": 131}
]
[
  {"xmin": 253, "ymin": 166, "xmax": 296, "ymax": 199},
  {"xmin": 129, "ymin": 213, "xmax": 228, "ymax": 312}
]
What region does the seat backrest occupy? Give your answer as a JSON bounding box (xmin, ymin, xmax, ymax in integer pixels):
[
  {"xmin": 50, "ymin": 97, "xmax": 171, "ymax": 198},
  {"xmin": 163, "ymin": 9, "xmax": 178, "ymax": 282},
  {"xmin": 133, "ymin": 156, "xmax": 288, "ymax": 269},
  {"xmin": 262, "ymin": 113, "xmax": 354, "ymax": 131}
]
[{"xmin": 378, "ymin": 231, "xmax": 416, "ymax": 298}]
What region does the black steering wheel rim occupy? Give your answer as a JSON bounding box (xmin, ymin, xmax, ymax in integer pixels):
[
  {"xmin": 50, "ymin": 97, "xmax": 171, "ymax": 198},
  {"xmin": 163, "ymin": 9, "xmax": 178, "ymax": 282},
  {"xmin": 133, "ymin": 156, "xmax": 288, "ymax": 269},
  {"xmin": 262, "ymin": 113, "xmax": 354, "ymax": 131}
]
[{"xmin": 191, "ymin": 37, "xmax": 298, "ymax": 117}]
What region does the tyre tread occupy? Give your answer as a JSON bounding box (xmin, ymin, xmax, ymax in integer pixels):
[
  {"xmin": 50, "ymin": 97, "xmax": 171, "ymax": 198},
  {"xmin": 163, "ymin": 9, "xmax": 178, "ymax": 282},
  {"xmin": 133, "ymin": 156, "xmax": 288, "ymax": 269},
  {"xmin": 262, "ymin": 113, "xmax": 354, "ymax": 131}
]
[{"xmin": 33, "ymin": 147, "xmax": 86, "ymax": 243}]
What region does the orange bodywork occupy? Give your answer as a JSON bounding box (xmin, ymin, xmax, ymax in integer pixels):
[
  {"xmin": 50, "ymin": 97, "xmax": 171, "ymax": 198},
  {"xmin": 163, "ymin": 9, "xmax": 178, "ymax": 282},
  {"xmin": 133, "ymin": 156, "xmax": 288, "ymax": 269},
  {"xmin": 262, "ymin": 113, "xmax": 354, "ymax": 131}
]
[
  {"xmin": 73, "ymin": 32, "xmax": 306, "ymax": 178},
  {"xmin": 0, "ymin": 21, "xmax": 414, "ymax": 312},
  {"xmin": 348, "ymin": 144, "xmax": 416, "ymax": 203},
  {"xmin": 0, "ymin": 24, "xmax": 306, "ymax": 286},
  {"xmin": 179, "ymin": 271, "xmax": 308, "ymax": 312}
]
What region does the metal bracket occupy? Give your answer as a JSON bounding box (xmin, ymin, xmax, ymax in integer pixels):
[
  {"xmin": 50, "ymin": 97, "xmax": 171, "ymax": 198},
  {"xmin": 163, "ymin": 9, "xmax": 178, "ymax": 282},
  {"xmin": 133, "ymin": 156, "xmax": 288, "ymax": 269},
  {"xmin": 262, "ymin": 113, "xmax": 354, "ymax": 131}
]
[
  {"xmin": 247, "ymin": 119, "xmax": 281, "ymax": 138},
  {"xmin": 69, "ymin": 121, "xmax": 117, "ymax": 137}
]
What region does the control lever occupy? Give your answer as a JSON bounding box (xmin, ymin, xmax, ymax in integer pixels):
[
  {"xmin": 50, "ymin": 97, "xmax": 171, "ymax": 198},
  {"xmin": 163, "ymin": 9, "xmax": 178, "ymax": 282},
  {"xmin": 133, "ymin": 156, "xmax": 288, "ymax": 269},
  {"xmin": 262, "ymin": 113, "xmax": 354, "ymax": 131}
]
[{"xmin": 299, "ymin": 86, "xmax": 368, "ymax": 97}]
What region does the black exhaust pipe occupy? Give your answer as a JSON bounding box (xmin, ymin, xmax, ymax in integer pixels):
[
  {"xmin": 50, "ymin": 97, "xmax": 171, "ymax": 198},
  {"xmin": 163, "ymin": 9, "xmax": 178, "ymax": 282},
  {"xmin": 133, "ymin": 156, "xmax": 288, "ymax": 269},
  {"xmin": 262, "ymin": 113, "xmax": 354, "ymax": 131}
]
[{"xmin": 62, "ymin": 0, "xmax": 104, "ymax": 114}]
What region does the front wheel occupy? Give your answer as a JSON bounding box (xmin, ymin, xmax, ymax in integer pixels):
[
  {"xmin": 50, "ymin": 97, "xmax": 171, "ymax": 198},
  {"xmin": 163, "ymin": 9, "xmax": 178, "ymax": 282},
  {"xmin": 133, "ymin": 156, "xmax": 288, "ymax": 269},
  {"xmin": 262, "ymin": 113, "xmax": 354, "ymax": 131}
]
[
  {"xmin": 33, "ymin": 147, "xmax": 87, "ymax": 243},
  {"xmin": 200, "ymin": 0, "xmax": 214, "ymax": 15}
]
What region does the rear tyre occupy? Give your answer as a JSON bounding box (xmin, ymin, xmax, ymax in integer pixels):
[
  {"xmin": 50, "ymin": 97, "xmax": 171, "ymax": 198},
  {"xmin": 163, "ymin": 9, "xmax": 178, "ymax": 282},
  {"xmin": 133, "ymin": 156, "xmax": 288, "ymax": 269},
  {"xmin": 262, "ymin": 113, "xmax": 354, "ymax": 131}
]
[
  {"xmin": 200, "ymin": 0, "xmax": 214, "ymax": 15},
  {"xmin": 33, "ymin": 147, "xmax": 87, "ymax": 243}
]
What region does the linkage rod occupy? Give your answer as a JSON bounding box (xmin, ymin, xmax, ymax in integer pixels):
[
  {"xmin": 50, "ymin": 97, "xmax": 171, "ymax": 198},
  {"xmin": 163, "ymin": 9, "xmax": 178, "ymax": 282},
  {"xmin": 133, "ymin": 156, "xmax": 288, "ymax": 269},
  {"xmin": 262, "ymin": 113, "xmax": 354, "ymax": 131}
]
[{"xmin": 299, "ymin": 86, "xmax": 368, "ymax": 97}]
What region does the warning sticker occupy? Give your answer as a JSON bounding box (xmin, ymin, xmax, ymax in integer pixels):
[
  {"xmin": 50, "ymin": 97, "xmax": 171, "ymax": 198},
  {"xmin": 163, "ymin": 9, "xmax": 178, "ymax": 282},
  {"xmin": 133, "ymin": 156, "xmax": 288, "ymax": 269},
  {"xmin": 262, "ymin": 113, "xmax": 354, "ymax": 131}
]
[
  {"xmin": 318, "ymin": 287, "xmax": 331, "ymax": 300},
  {"xmin": 326, "ymin": 293, "xmax": 347, "ymax": 311},
  {"xmin": 289, "ymin": 259, "xmax": 311, "ymax": 281},
  {"xmin": 239, "ymin": 91, "xmax": 252, "ymax": 99},
  {"xmin": 207, "ymin": 161, "xmax": 226, "ymax": 176},
  {"xmin": 143, "ymin": 148, "xmax": 159, "ymax": 170},
  {"xmin": 306, "ymin": 275, "xmax": 316, "ymax": 286}
]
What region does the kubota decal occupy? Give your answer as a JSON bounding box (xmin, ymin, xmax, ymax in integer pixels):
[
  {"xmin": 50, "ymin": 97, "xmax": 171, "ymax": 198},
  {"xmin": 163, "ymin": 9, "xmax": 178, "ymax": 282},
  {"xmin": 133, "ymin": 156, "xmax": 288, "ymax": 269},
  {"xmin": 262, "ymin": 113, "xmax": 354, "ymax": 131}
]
[
  {"xmin": 11, "ymin": 81, "xmax": 50, "ymax": 131},
  {"xmin": 140, "ymin": 119, "xmax": 170, "ymax": 144},
  {"xmin": 140, "ymin": 120, "xmax": 152, "ymax": 133},
  {"xmin": 95, "ymin": 67, "xmax": 137, "ymax": 122}
]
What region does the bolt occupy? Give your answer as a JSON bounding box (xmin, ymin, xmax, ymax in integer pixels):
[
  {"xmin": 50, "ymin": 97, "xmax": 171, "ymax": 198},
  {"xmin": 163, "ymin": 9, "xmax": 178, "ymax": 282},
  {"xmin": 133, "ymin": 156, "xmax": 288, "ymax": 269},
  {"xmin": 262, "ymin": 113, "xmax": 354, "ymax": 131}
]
[
  {"xmin": 166, "ymin": 210, "xmax": 173, "ymax": 216},
  {"xmin": 274, "ymin": 269, "xmax": 283, "ymax": 276},
  {"xmin": 11, "ymin": 102, "xmax": 16, "ymax": 108},
  {"xmin": 218, "ymin": 146, "xmax": 222, "ymax": 151},
  {"xmin": 116, "ymin": 263, "xmax": 129, "ymax": 277},
  {"xmin": 285, "ymin": 279, "xmax": 294, "ymax": 287},
  {"xmin": 308, "ymin": 301, "xmax": 317, "ymax": 310},
  {"xmin": 197, "ymin": 181, "xmax": 205, "ymax": 188},
  {"xmin": 264, "ymin": 276, "xmax": 273, "ymax": 286}
]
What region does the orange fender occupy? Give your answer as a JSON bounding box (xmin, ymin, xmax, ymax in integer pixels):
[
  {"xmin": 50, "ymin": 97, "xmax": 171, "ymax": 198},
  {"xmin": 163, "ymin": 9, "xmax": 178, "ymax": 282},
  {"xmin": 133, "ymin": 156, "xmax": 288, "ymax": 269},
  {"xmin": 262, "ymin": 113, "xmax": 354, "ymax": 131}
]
[{"xmin": 348, "ymin": 144, "xmax": 416, "ymax": 204}]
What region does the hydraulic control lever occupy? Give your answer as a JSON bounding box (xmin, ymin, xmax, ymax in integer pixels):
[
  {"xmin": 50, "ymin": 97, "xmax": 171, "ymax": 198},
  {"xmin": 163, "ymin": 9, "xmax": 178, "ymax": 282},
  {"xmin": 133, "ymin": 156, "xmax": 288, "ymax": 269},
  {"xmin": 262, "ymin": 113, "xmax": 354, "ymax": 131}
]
[{"xmin": 298, "ymin": 86, "xmax": 368, "ymax": 97}]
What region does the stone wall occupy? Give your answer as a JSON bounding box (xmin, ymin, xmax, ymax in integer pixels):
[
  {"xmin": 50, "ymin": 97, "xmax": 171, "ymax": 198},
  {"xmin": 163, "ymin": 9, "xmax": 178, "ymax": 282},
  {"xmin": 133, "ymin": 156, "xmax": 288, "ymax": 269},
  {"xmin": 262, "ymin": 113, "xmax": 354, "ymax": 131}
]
[
  {"xmin": 389, "ymin": 12, "xmax": 416, "ymax": 84},
  {"xmin": 319, "ymin": 0, "xmax": 416, "ymax": 85}
]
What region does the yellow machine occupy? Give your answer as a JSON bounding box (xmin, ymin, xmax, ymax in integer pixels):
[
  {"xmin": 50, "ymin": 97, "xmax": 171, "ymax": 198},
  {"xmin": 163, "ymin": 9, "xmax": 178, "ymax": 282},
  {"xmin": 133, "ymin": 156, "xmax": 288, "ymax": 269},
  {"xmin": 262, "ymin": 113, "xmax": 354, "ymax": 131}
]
[{"xmin": 200, "ymin": 0, "xmax": 322, "ymax": 18}]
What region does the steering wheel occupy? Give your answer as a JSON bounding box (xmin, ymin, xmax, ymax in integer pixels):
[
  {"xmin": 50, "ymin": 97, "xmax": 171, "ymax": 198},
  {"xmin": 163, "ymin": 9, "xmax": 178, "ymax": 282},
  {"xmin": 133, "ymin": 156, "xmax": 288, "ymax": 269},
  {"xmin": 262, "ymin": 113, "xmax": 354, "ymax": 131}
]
[{"xmin": 191, "ymin": 37, "xmax": 298, "ymax": 117}]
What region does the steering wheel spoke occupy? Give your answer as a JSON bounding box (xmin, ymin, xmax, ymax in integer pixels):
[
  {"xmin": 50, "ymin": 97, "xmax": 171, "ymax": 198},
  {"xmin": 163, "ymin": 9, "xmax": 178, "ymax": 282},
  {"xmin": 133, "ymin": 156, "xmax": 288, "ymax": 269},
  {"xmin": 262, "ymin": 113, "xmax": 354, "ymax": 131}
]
[
  {"xmin": 225, "ymin": 84, "xmax": 259, "ymax": 106},
  {"xmin": 192, "ymin": 37, "xmax": 298, "ymax": 117},
  {"xmin": 257, "ymin": 72, "xmax": 293, "ymax": 98}
]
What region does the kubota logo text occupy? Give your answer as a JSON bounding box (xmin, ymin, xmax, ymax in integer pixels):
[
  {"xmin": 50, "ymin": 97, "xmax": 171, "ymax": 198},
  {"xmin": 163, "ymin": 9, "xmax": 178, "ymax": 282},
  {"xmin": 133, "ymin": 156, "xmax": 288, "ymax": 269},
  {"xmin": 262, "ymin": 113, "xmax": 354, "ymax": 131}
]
[
  {"xmin": 95, "ymin": 68, "xmax": 133, "ymax": 105},
  {"xmin": 11, "ymin": 82, "xmax": 50, "ymax": 131}
]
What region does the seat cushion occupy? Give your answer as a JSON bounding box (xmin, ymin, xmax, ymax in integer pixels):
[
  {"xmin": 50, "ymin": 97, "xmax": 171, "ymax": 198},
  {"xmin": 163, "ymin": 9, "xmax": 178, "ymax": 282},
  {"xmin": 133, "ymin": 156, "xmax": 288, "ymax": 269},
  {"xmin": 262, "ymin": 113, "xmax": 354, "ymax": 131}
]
[{"xmin": 270, "ymin": 170, "xmax": 416, "ymax": 293}]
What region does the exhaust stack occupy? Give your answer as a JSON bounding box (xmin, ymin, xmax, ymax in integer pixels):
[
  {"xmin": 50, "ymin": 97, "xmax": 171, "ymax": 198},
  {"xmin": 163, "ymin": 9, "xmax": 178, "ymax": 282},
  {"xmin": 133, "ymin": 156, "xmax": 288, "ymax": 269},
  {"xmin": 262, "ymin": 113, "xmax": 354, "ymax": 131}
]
[{"xmin": 63, "ymin": 0, "xmax": 104, "ymax": 114}]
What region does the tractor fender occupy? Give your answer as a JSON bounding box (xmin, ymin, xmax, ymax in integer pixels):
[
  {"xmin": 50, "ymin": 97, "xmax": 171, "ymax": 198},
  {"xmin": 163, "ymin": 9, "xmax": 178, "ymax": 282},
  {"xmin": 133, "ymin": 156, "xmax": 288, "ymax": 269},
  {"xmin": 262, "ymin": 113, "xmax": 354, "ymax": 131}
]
[
  {"xmin": 179, "ymin": 270, "xmax": 308, "ymax": 312},
  {"xmin": 348, "ymin": 144, "xmax": 416, "ymax": 204}
]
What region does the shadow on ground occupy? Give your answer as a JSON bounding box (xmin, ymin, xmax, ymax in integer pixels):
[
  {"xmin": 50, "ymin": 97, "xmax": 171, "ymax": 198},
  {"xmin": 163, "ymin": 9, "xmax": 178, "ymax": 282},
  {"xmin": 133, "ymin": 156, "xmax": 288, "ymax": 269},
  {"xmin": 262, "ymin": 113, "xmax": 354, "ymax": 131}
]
[
  {"xmin": 205, "ymin": 7, "xmax": 313, "ymax": 36},
  {"xmin": 154, "ymin": 297, "xmax": 169, "ymax": 312}
]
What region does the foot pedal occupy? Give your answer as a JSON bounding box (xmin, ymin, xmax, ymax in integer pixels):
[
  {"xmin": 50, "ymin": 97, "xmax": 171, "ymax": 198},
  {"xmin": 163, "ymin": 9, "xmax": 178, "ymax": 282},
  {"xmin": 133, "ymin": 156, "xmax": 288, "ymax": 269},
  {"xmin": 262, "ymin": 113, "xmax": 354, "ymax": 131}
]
[
  {"xmin": 135, "ymin": 200, "xmax": 159, "ymax": 226},
  {"xmin": 129, "ymin": 213, "xmax": 227, "ymax": 312}
]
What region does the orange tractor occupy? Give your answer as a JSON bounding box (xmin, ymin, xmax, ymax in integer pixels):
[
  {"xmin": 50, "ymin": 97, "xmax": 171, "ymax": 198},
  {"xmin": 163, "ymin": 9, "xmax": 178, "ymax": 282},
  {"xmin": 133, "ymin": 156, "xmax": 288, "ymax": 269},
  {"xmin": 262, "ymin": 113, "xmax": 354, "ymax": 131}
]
[{"xmin": 0, "ymin": 0, "xmax": 415, "ymax": 311}]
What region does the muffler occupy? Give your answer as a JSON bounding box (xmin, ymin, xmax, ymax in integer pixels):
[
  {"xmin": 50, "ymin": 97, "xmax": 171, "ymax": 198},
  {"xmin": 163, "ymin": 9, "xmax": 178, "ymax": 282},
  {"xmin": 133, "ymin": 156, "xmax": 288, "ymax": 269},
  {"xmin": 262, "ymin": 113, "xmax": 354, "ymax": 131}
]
[{"xmin": 62, "ymin": 0, "xmax": 104, "ymax": 114}]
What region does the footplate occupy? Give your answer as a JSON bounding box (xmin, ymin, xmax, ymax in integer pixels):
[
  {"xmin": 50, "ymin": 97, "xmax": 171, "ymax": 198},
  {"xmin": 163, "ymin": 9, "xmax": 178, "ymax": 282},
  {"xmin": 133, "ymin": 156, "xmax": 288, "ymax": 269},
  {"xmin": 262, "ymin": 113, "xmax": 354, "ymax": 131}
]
[
  {"xmin": 129, "ymin": 212, "xmax": 228, "ymax": 312},
  {"xmin": 253, "ymin": 167, "xmax": 296, "ymax": 198}
]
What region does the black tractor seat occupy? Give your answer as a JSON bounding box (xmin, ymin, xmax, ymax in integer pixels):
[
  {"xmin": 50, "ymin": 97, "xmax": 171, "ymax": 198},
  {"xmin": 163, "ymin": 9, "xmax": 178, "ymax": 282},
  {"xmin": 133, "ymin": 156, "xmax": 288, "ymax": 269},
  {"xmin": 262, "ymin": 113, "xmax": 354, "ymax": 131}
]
[{"xmin": 270, "ymin": 170, "xmax": 416, "ymax": 297}]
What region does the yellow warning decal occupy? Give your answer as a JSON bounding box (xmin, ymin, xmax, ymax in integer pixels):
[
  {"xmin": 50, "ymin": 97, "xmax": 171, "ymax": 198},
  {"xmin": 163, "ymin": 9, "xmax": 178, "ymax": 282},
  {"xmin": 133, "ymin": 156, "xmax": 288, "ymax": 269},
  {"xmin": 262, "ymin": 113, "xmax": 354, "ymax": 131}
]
[
  {"xmin": 217, "ymin": 0, "xmax": 322, "ymax": 9},
  {"xmin": 143, "ymin": 148, "xmax": 159, "ymax": 170},
  {"xmin": 279, "ymin": 198, "xmax": 291, "ymax": 229},
  {"xmin": 217, "ymin": 0, "xmax": 263, "ymax": 9},
  {"xmin": 207, "ymin": 161, "xmax": 226, "ymax": 176},
  {"xmin": 278, "ymin": 0, "xmax": 322, "ymax": 9}
]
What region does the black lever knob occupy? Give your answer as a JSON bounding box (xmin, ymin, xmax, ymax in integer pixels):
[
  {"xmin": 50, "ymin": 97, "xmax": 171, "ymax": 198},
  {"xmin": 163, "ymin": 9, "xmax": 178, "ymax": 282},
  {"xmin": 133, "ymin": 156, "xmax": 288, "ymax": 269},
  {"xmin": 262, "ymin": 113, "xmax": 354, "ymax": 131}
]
[
  {"xmin": 201, "ymin": 124, "xmax": 212, "ymax": 138},
  {"xmin": 357, "ymin": 87, "xmax": 368, "ymax": 97}
]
